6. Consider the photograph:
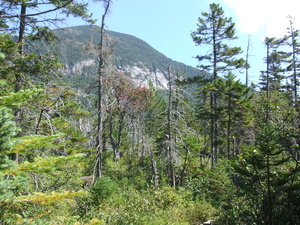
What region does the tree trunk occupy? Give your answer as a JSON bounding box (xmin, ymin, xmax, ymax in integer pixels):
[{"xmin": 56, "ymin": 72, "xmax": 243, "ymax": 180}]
[
  {"xmin": 289, "ymin": 18, "xmax": 300, "ymax": 161},
  {"xmin": 227, "ymin": 95, "xmax": 231, "ymax": 159},
  {"xmin": 109, "ymin": 114, "xmax": 123, "ymax": 161},
  {"xmin": 245, "ymin": 35, "xmax": 251, "ymax": 87},
  {"xmin": 266, "ymin": 39, "xmax": 270, "ymax": 124},
  {"xmin": 149, "ymin": 148, "xmax": 159, "ymax": 189},
  {"xmin": 95, "ymin": 0, "xmax": 111, "ymax": 179},
  {"xmin": 266, "ymin": 155, "xmax": 273, "ymax": 225},
  {"xmin": 167, "ymin": 65, "xmax": 175, "ymax": 187},
  {"xmin": 12, "ymin": 1, "xmax": 27, "ymax": 163},
  {"xmin": 211, "ymin": 19, "xmax": 218, "ymax": 166}
]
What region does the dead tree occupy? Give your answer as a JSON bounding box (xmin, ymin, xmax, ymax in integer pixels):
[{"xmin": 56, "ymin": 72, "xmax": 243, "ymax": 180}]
[{"xmin": 94, "ymin": 0, "xmax": 112, "ymax": 179}]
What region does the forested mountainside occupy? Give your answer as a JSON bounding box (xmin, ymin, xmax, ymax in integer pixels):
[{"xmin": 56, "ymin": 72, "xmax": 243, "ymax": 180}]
[
  {"xmin": 50, "ymin": 25, "xmax": 201, "ymax": 89},
  {"xmin": 1, "ymin": 1, "xmax": 300, "ymax": 224}
]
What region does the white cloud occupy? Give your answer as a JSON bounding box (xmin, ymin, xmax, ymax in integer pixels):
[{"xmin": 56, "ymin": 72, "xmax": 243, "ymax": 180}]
[{"xmin": 222, "ymin": 0, "xmax": 300, "ymax": 37}]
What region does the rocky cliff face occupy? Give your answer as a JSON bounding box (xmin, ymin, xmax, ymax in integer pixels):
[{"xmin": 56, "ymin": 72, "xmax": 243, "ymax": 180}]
[
  {"xmin": 116, "ymin": 64, "xmax": 168, "ymax": 88},
  {"xmin": 54, "ymin": 26, "xmax": 200, "ymax": 89},
  {"xmin": 62, "ymin": 59, "xmax": 95, "ymax": 76},
  {"xmin": 61, "ymin": 59, "xmax": 169, "ymax": 89}
]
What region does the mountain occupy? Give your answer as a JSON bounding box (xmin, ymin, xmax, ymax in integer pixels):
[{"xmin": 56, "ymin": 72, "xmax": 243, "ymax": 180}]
[{"xmin": 51, "ymin": 25, "xmax": 200, "ymax": 89}]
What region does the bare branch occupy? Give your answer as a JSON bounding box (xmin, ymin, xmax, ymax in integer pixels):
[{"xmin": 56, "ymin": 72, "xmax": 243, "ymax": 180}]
[{"xmin": 1, "ymin": 0, "xmax": 73, "ymax": 18}]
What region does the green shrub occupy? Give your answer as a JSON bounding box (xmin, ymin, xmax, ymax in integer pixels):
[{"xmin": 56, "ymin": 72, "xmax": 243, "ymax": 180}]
[{"xmin": 90, "ymin": 176, "xmax": 118, "ymax": 203}]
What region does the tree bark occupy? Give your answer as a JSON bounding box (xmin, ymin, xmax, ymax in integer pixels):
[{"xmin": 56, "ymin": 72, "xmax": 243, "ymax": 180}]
[
  {"xmin": 245, "ymin": 35, "xmax": 251, "ymax": 87},
  {"xmin": 227, "ymin": 94, "xmax": 231, "ymax": 159},
  {"xmin": 288, "ymin": 17, "xmax": 300, "ymax": 161},
  {"xmin": 95, "ymin": 0, "xmax": 111, "ymax": 179},
  {"xmin": 266, "ymin": 39, "xmax": 270, "ymax": 124},
  {"xmin": 149, "ymin": 147, "xmax": 159, "ymax": 189},
  {"xmin": 167, "ymin": 65, "xmax": 175, "ymax": 187}
]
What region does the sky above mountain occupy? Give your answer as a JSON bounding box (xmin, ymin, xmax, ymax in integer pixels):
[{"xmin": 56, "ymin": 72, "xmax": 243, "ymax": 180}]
[{"xmin": 67, "ymin": 0, "xmax": 300, "ymax": 85}]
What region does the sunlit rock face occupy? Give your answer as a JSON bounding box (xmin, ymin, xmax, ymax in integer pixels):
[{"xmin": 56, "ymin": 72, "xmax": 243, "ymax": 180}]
[
  {"xmin": 116, "ymin": 64, "xmax": 168, "ymax": 89},
  {"xmin": 55, "ymin": 26, "xmax": 200, "ymax": 89},
  {"xmin": 61, "ymin": 60, "xmax": 168, "ymax": 89}
]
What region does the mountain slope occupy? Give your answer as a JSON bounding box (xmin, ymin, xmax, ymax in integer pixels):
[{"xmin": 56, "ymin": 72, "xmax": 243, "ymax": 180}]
[{"xmin": 52, "ymin": 25, "xmax": 201, "ymax": 88}]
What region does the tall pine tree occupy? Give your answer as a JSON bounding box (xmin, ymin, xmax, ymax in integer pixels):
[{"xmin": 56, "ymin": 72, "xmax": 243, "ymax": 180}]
[{"xmin": 191, "ymin": 3, "xmax": 245, "ymax": 165}]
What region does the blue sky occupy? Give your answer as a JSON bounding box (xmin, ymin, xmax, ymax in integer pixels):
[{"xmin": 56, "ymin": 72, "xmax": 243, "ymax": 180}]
[
  {"xmin": 65, "ymin": 0, "xmax": 300, "ymax": 85},
  {"xmin": 86, "ymin": 0, "xmax": 207, "ymax": 67}
]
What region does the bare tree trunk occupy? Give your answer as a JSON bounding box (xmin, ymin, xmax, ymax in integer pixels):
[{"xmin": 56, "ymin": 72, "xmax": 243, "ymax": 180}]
[
  {"xmin": 94, "ymin": 0, "xmax": 111, "ymax": 179},
  {"xmin": 109, "ymin": 114, "xmax": 123, "ymax": 161},
  {"xmin": 245, "ymin": 35, "xmax": 251, "ymax": 87},
  {"xmin": 289, "ymin": 18, "xmax": 298, "ymax": 105},
  {"xmin": 167, "ymin": 65, "xmax": 175, "ymax": 187},
  {"xmin": 266, "ymin": 40, "xmax": 270, "ymax": 124},
  {"xmin": 149, "ymin": 147, "xmax": 159, "ymax": 189},
  {"xmin": 288, "ymin": 17, "xmax": 300, "ymax": 161}
]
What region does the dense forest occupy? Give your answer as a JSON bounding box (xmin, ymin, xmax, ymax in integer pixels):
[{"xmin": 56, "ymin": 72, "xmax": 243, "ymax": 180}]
[{"xmin": 1, "ymin": 1, "xmax": 300, "ymax": 224}]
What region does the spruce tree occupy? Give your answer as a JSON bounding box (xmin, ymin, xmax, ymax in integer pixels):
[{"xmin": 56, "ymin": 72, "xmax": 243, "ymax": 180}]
[
  {"xmin": 191, "ymin": 3, "xmax": 245, "ymax": 79},
  {"xmin": 284, "ymin": 16, "xmax": 300, "ymax": 105},
  {"xmin": 283, "ymin": 17, "xmax": 300, "ymax": 161},
  {"xmin": 191, "ymin": 3, "xmax": 245, "ymax": 165},
  {"xmin": 0, "ymin": 0, "xmax": 93, "ymax": 91},
  {"xmin": 233, "ymin": 121, "xmax": 300, "ymax": 224}
]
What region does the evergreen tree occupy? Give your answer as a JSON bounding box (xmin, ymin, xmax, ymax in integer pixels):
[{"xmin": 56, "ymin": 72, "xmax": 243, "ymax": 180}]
[
  {"xmin": 233, "ymin": 121, "xmax": 300, "ymax": 224},
  {"xmin": 0, "ymin": 107, "xmax": 25, "ymax": 221},
  {"xmin": 191, "ymin": 3, "xmax": 245, "ymax": 165},
  {"xmin": 0, "ymin": 33, "xmax": 90, "ymax": 223},
  {"xmin": 222, "ymin": 73, "xmax": 253, "ymax": 158},
  {"xmin": 284, "ymin": 16, "xmax": 300, "ymax": 105},
  {"xmin": 191, "ymin": 3, "xmax": 245, "ymax": 79},
  {"xmin": 141, "ymin": 84, "xmax": 168, "ymax": 187},
  {"xmin": 260, "ymin": 37, "xmax": 286, "ymax": 95},
  {"xmin": 0, "ymin": 0, "xmax": 93, "ymax": 92},
  {"xmin": 197, "ymin": 74, "xmax": 252, "ymax": 161},
  {"xmin": 283, "ymin": 17, "xmax": 300, "ymax": 161}
]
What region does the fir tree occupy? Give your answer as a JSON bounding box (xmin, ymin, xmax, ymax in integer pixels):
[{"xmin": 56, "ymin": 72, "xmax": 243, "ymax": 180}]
[{"xmin": 191, "ymin": 3, "xmax": 245, "ymax": 165}]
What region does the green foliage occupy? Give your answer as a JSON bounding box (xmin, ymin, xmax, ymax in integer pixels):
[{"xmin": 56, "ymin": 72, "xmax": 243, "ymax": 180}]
[
  {"xmin": 186, "ymin": 159, "xmax": 235, "ymax": 206},
  {"xmin": 195, "ymin": 74, "xmax": 253, "ymax": 162},
  {"xmin": 1, "ymin": 2, "xmax": 300, "ymax": 224},
  {"xmin": 90, "ymin": 176, "xmax": 119, "ymax": 203},
  {"xmin": 0, "ymin": 88, "xmax": 43, "ymax": 108},
  {"xmin": 1, "ymin": 0, "xmax": 93, "ymax": 36},
  {"xmin": 1, "ymin": 190, "xmax": 87, "ymax": 224},
  {"xmin": 191, "ymin": 3, "xmax": 245, "ymax": 77},
  {"xmin": 259, "ymin": 37, "xmax": 287, "ymax": 93},
  {"xmin": 0, "ymin": 108, "xmax": 18, "ymax": 152},
  {"xmin": 0, "ymin": 32, "xmax": 93, "ymax": 223},
  {"xmin": 232, "ymin": 122, "xmax": 300, "ymax": 224},
  {"xmin": 10, "ymin": 134, "xmax": 63, "ymax": 154},
  {"xmin": 80, "ymin": 186, "xmax": 216, "ymax": 225},
  {"xmin": 0, "ymin": 107, "xmax": 31, "ymax": 221}
]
